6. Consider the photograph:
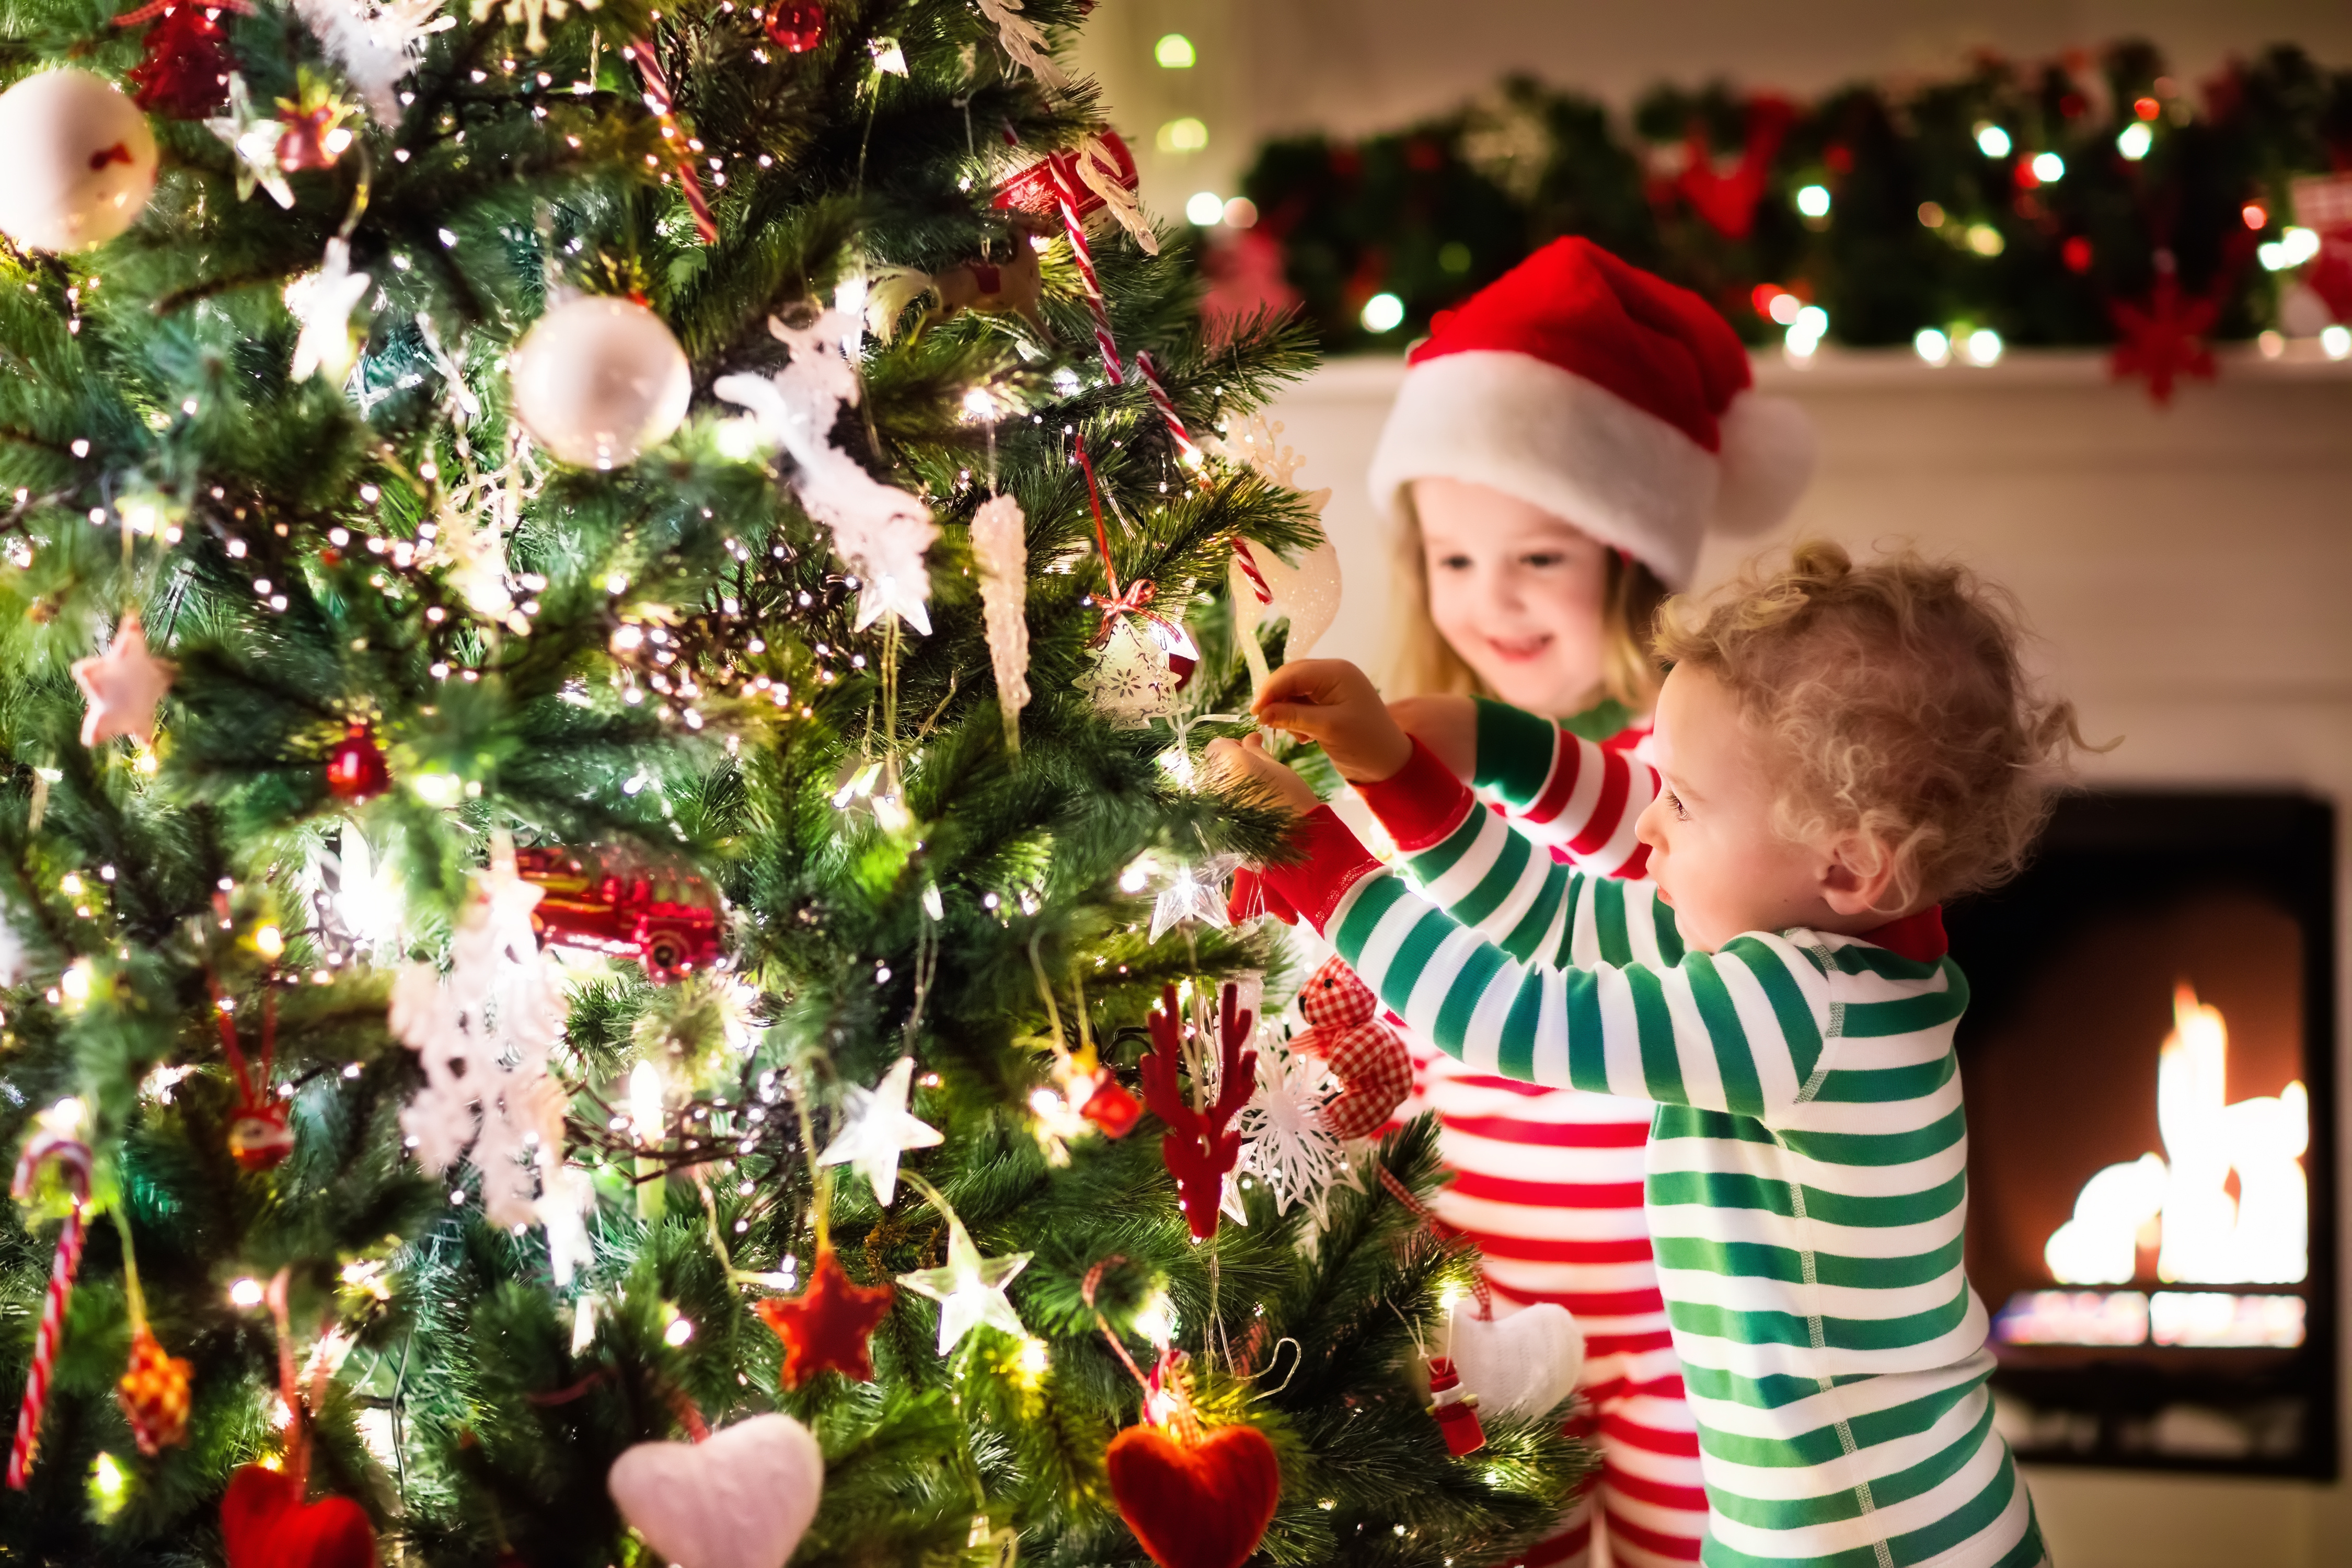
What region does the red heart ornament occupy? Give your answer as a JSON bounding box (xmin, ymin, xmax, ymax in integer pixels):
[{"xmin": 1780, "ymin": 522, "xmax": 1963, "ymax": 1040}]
[
  {"xmin": 221, "ymin": 1464, "xmax": 377, "ymax": 1568},
  {"xmin": 1105, "ymin": 1423, "xmax": 1280, "ymax": 1568}
]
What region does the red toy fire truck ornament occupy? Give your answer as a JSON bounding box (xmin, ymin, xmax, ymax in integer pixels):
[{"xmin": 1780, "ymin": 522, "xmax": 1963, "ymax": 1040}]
[{"xmin": 513, "ymin": 846, "xmax": 723, "ymax": 981}]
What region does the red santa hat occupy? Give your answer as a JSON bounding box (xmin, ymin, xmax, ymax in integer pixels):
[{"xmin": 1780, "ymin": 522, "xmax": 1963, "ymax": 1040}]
[{"xmin": 1368, "ymin": 238, "xmax": 1815, "ymax": 590}]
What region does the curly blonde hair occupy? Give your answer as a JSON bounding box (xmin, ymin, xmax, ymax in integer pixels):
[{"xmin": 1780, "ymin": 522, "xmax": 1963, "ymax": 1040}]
[{"xmin": 1652, "ymin": 541, "xmax": 2100, "ymax": 910}]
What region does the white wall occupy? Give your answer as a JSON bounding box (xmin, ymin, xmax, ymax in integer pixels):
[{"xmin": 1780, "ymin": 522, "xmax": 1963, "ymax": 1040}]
[
  {"xmin": 1069, "ymin": 1, "xmax": 2352, "ymax": 222},
  {"xmin": 1260, "ymin": 347, "xmax": 2352, "ymax": 1567}
]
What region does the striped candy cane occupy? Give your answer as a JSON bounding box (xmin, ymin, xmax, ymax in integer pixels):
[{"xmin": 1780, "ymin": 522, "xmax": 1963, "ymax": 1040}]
[
  {"xmin": 1228, "ymin": 537, "xmax": 1274, "ymax": 605},
  {"xmin": 1133, "ymin": 352, "xmax": 1204, "ymax": 469},
  {"xmin": 1054, "ymin": 168, "xmax": 1123, "ymax": 384},
  {"xmin": 8, "ymin": 1134, "xmax": 92, "ymax": 1489},
  {"xmin": 626, "ymin": 38, "xmax": 720, "ymax": 246}
]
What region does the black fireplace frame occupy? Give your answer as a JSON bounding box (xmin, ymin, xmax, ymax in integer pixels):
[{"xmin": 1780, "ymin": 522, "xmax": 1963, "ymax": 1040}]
[{"xmin": 1945, "ymin": 790, "xmax": 2338, "ymax": 1479}]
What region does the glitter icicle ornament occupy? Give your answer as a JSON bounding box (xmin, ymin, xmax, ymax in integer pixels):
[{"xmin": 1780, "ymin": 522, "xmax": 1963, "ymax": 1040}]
[{"xmin": 969, "ymin": 493, "xmax": 1030, "ymax": 750}]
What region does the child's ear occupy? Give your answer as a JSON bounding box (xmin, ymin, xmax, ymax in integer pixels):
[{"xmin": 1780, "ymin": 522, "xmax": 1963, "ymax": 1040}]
[{"xmin": 1818, "ymin": 834, "xmax": 1905, "ymax": 918}]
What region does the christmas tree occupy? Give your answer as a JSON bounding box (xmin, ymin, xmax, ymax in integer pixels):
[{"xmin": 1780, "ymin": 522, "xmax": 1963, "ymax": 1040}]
[{"xmin": 0, "ymin": 3, "xmax": 1584, "ymax": 1566}]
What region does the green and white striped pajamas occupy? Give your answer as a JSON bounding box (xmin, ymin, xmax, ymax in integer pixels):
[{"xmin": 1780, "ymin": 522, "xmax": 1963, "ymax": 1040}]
[{"xmin": 1263, "ymin": 739, "xmax": 2050, "ymax": 1568}]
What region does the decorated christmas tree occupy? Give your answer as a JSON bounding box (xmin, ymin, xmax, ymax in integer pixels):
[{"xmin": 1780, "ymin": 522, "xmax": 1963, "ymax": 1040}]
[{"xmin": 0, "ymin": 3, "xmax": 1585, "ymax": 1566}]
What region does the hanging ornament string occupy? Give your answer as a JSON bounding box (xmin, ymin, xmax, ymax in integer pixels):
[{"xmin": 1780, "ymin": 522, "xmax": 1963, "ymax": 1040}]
[
  {"xmin": 623, "ymin": 37, "xmax": 719, "ymax": 245},
  {"xmin": 204, "ymin": 971, "xmax": 276, "ymax": 1114},
  {"xmin": 1074, "ymin": 438, "xmax": 1174, "ymax": 649},
  {"xmin": 1377, "ymin": 1166, "xmax": 1492, "ymax": 1319},
  {"xmin": 6, "ymin": 1132, "xmax": 91, "ymax": 1489},
  {"xmin": 1053, "ymin": 162, "xmax": 1122, "ymax": 384},
  {"xmin": 1132, "ymin": 352, "xmax": 1204, "ymax": 472},
  {"xmin": 1081, "ymin": 1256, "xmax": 1154, "ymax": 1394}
]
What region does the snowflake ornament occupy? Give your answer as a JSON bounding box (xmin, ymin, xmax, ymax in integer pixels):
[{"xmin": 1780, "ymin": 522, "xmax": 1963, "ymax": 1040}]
[
  {"xmin": 713, "ymin": 312, "xmax": 938, "ymax": 635},
  {"xmin": 291, "ymin": 0, "xmax": 453, "ymax": 125},
  {"xmin": 1235, "ymin": 1033, "xmax": 1344, "ymax": 1218},
  {"xmin": 387, "ymin": 852, "xmax": 571, "ymax": 1231}
]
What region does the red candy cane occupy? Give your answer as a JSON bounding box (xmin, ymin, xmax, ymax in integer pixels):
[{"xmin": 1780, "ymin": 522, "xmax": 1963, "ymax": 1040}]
[
  {"xmin": 1133, "ymin": 352, "xmax": 1204, "ymax": 469},
  {"xmin": 1054, "ymin": 164, "xmax": 1123, "ymax": 384},
  {"xmin": 8, "ymin": 1134, "xmax": 93, "ymax": 1489},
  {"xmin": 626, "ymin": 38, "xmax": 720, "ymax": 245}
]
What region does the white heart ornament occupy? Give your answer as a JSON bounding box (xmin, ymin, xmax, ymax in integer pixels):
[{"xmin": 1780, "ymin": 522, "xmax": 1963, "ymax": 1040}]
[
  {"xmin": 608, "ymin": 1413, "xmax": 825, "ymax": 1568},
  {"xmin": 1444, "ymin": 1301, "xmax": 1585, "ymax": 1421}
]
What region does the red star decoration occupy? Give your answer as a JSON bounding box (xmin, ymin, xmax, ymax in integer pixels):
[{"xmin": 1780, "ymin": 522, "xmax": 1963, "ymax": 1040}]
[
  {"xmin": 755, "ymin": 1247, "xmax": 894, "ymax": 1387},
  {"xmin": 2109, "ymin": 270, "xmax": 2219, "ymax": 406}
]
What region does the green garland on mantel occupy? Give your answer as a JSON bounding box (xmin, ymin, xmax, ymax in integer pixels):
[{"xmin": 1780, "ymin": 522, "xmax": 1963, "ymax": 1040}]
[{"xmin": 1215, "ymin": 40, "xmax": 2352, "ymax": 391}]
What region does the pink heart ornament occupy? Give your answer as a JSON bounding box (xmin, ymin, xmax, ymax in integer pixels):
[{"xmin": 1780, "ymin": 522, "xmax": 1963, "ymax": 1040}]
[
  {"xmin": 608, "ymin": 1413, "xmax": 824, "ymax": 1568},
  {"xmin": 1443, "ymin": 1301, "xmax": 1584, "ymax": 1421}
]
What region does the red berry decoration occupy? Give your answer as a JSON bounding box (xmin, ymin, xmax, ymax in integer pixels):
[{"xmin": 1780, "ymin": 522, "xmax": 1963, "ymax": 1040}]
[
  {"xmin": 764, "ymin": 1, "xmax": 825, "ymax": 52},
  {"xmin": 325, "ymin": 720, "xmax": 390, "ymax": 802},
  {"xmin": 754, "ymin": 1246, "xmax": 894, "ymax": 1388},
  {"xmin": 117, "ymin": 1324, "xmax": 193, "ymax": 1456},
  {"xmin": 125, "ymin": 3, "xmax": 236, "ymax": 120}
]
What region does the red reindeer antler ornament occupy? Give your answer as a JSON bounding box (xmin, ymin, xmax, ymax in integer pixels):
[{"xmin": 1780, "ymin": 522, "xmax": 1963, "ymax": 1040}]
[{"xmin": 1139, "ymin": 984, "xmax": 1255, "ymax": 1241}]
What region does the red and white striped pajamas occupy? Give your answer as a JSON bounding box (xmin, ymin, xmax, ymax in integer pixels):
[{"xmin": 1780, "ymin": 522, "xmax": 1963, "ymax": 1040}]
[{"xmin": 1393, "ymin": 700, "xmax": 1707, "ymax": 1568}]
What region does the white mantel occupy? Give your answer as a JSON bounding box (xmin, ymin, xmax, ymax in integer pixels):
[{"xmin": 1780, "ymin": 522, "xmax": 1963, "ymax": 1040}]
[{"xmin": 1261, "ymin": 347, "xmax": 2352, "ymax": 1568}]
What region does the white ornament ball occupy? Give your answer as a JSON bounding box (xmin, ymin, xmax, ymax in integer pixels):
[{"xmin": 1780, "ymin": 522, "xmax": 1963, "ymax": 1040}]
[
  {"xmin": 0, "ymin": 70, "xmax": 157, "ymax": 253},
  {"xmin": 510, "ymin": 296, "xmax": 692, "ymax": 468}
]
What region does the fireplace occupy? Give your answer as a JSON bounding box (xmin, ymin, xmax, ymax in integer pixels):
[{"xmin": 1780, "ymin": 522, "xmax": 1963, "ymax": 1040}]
[{"xmin": 1945, "ymin": 791, "xmax": 2338, "ymax": 1478}]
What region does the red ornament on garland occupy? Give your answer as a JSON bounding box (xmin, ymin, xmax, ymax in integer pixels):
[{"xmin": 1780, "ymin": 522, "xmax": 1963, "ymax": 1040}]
[
  {"xmin": 754, "ymin": 1246, "xmax": 894, "ymax": 1388},
  {"xmin": 121, "ymin": 2, "xmax": 239, "ymax": 119},
  {"xmin": 324, "ymin": 720, "xmax": 390, "ymax": 802},
  {"xmin": 1137, "ymin": 983, "xmax": 1253, "ymax": 1242},
  {"xmin": 117, "ymin": 1324, "xmax": 193, "ymax": 1456},
  {"xmin": 764, "ymin": 0, "xmax": 825, "ymax": 52},
  {"xmin": 994, "ymin": 130, "xmax": 1138, "ymax": 224},
  {"xmin": 1423, "ymin": 1356, "xmax": 1486, "ymax": 1457},
  {"xmin": 1104, "ymin": 1421, "xmax": 1281, "ymax": 1568},
  {"xmin": 2109, "ymin": 256, "xmax": 2219, "ymax": 406},
  {"xmin": 220, "ymin": 1463, "xmax": 376, "ymax": 1568}
]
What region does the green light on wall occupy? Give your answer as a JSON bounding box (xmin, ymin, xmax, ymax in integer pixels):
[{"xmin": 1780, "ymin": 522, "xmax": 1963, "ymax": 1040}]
[{"xmin": 1155, "ymin": 33, "xmax": 1196, "ymax": 68}]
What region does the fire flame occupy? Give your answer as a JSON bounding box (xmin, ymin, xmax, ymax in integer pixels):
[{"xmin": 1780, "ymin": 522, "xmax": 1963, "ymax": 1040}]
[{"xmin": 2044, "ymin": 984, "xmax": 2307, "ymax": 1286}]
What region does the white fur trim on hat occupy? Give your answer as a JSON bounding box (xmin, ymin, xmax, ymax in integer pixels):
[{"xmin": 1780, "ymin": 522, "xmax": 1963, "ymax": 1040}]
[{"xmin": 1369, "ymin": 350, "xmax": 1815, "ymax": 589}]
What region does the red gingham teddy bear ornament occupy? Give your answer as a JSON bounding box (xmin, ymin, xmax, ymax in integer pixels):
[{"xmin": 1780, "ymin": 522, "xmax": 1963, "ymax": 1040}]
[{"xmin": 1289, "ymin": 956, "xmax": 1413, "ymax": 1140}]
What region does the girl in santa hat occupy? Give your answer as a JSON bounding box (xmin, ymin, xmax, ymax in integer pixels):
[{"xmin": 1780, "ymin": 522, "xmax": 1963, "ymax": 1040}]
[{"xmin": 1368, "ymin": 237, "xmax": 1813, "ymax": 1568}]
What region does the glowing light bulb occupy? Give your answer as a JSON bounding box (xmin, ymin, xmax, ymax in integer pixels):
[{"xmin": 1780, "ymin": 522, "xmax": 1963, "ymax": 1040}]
[
  {"xmin": 1154, "ymin": 33, "xmax": 1195, "ymax": 68},
  {"xmin": 1974, "ymin": 122, "xmax": 2011, "ymax": 158},
  {"xmin": 1156, "ymin": 118, "xmax": 1208, "ymax": 154},
  {"xmin": 2117, "ymin": 122, "xmax": 2152, "ymax": 160},
  {"xmin": 229, "ymin": 1277, "xmax": 266, "ymax": 1309},
  {"xmin": 1965, "ymin": 328, "xmax": 2004, "ymax": 366},
  {"xmin": 2030, "ymin": 152, "xmax": 2064, "ymax": 182},
  {"xmin": 1914, "ymin": 327, "xmax": 1952, "ymax": 365},
  {"xmin": 1360, "ymin": 293, "xmax": 1405, "ymax": 333},
  {"xmin": 629, "ymin": 1062, "xmax": 666, "ymax": 1142},
  {"xmin": 1185, "ymin": 191, "xmax": 1226, "ymax": 226},
  {"xmin": 1795, "ymin": 183, "xmax": 1830, "ymax": 218}
]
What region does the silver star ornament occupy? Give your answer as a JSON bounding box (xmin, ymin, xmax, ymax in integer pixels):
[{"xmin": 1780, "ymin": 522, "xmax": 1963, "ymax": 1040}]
[
  {"xmin": 817, "ymin": 1055, "xmax": 943, "ymax": 1206},
  {"xmin": 287, "ymin": 238, "xmax": 375, "ymax": 384},
  {"xmin": 1149, "ymin": 854, "xmax": 1240, "ymax": 943}
]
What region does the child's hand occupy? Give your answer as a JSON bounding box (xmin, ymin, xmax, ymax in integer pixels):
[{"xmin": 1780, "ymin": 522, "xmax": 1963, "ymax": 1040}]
[
  {"xmin": 1387, "ymin": 695, "xmax": 1477, "ymax": 781},
  {"xmin": 1252, "ymin": 660, "xmax": 1414, "ymax": 783},
  {"xmin": 1205, "ymin": 734, "xmax": 1320, "ymax": 817}
]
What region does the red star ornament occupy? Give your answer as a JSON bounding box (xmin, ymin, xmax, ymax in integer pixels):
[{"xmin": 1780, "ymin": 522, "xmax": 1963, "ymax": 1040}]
[
  {"xmin": 72, "ymin": 610, "xmax": 176, "ymax": 748},
  {"xmin": 2109, "ymin": 269, "xmax": 2219, "ymax": 406},
  {"xmin": 755, "ymin": 1247, "xmax": 894, "ymax": 1387}
]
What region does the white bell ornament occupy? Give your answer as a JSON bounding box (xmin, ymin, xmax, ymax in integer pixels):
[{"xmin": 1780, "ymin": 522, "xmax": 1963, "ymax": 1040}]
[
  {"xmin": 510, "ymin": 295, "xmax": 693, "ymax": 468},
  {"xmin": 0, "ymin": 70, "xmax": 157, "ymax": 252}
]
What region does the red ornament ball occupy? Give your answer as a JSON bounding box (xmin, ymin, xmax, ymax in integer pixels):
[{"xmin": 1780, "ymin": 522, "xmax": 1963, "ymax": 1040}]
[
  {"xmin": 325, "ymin": 720, "xmax": 390, "ymax": 802},
  {"xmin": 754, "ymin": 1246, "xmax": 894, "ymax": 1388},
  {"xmin": 764, "ymin": 1, "xmax": 826, "ymax": 52},
  {"xmin": 126, "ymin": 4, "xmax": 235, "ymax": 120}
]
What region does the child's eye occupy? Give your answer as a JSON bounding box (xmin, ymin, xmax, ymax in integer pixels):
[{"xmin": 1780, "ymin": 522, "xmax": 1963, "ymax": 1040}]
[
  {"xmin": 1666, "ymin": 791, "xmax": 1689, "ymax": 821},
  {"xmin": 1521, "ymin": 551, "xmax": 1565, "ymax": 569},
  {"xmin": 1435, "ymin": 553, "xmax": 1474, "ymax": 572}
]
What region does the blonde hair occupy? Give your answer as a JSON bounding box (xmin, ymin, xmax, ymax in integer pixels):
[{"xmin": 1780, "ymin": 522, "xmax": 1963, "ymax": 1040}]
[
  {"xmin": 1652, "ymin": 541, "xmax": 2100, "ymax": 910},
  {"xmin": 1386, "ymin": 494, "xmax": 1669, "ymax": 711}
]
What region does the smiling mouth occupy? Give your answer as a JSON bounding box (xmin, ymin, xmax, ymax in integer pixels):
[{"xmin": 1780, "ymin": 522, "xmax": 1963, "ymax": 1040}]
[{"xmin": 1482, "ymin": 634, "xmax": 1553, "ymax": 664}]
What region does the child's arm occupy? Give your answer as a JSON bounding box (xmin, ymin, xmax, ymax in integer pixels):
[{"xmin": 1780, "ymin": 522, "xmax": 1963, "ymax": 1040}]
[
  {"xmin": 1392, "ymin": 695, "xmax": 1657, "ymax": 879},
  {"xmin": 1218, "ymin": 745, "xmax": 1841, "ymax": 1120}
]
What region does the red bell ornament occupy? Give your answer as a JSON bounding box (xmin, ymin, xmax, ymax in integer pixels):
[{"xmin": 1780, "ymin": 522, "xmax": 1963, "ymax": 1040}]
[
  {"xmin": 325, "ymin": 720, "xmax": 390, "ymax": 802},
  {"xmin": 764, "ymin": 1, "xmax": 825, "ymax": 52}
]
